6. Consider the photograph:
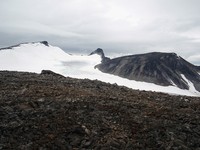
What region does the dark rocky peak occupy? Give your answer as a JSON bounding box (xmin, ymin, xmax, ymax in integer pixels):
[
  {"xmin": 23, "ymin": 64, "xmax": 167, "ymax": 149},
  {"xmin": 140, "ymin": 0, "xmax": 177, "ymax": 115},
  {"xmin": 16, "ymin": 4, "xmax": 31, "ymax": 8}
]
[
  {"xmin": 29, "ymin": 41, "xmax": 49, "ymax": 46},
  {"xmin": 90, "ymin": 48, "xmax": 105, "ymax": 58},
  {"xmin": 39, "ymin": 41, "xmax": 49, "ymax": 46},
  {"xmin": 90, "ymin": 48, "xmax": 110, "ymax": 63}
]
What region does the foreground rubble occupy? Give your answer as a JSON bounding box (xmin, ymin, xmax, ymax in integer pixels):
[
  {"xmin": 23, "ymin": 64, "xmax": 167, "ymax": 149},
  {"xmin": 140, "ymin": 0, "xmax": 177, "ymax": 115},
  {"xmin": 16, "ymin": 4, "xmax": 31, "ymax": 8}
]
[{"xmin": 0, "ymin": 70, "xmax": 200, "ymax": 149}]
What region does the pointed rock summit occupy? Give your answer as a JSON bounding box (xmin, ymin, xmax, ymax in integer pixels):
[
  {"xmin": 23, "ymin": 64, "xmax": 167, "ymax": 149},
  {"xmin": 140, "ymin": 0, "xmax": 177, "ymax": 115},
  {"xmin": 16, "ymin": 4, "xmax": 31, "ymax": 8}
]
[
  {"xmin": 40, "ymin": 41, "xmax": 49, "ymax": 46},
  {"xmin": 90, "ymin": 48, "xmax": 105, "ymax": 58},
  {"xmin": 90, "ymin": 48, "xmax": 110, "ymax": 63}
]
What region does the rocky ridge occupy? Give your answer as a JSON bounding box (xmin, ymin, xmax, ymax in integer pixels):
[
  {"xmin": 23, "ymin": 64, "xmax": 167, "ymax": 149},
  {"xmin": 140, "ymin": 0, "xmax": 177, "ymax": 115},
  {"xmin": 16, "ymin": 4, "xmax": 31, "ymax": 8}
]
[
  {"xmin": 95, "ymin": 51, "xmax": 200, "ymax": 92},
  {"xmin": 0, "ymin": 70, "xmax": 200, "ymax": 149}
]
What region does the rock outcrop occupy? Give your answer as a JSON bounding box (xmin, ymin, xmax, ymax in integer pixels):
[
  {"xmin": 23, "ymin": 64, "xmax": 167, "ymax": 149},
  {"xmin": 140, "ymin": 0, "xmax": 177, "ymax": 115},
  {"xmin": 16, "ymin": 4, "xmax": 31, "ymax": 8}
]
[{"xmin": 90, "ymin": 48, "xmax": 110, "ymax": 63}]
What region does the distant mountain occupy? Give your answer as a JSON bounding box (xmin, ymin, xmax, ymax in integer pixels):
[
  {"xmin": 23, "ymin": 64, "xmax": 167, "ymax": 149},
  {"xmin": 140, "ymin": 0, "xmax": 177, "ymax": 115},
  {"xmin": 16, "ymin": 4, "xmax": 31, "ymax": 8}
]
[
  {"xmin": 95, "ymin": 51, "xmax": 200, "ymax": 92},
  {"xmin": 0, "ymin": 41, "xmax": 199, "ymax": 96}
]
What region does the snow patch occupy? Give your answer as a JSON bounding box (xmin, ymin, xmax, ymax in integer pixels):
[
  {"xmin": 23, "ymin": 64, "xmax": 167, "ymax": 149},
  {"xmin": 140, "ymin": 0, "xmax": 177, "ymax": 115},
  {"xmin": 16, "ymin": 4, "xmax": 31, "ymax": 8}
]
[
  {"xmin": 169, "ymin": 79, "xmax": 176, "ymax": 86},
  {"xmin": 180, "ymin": 74, "xmax": 200, "ymax": 95}
]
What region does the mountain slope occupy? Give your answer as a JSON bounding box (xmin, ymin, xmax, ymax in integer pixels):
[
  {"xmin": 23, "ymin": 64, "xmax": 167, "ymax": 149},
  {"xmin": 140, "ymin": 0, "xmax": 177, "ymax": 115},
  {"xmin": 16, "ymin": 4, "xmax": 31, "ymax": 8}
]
[
  {"xmin": 1, "ymin": 70, "xmax": 200, "ymax": 149},
  {"xmin": 96, "ymin": 52, "xmax": 200, "ymax": 92},
  {"xmin": 0, "ymin": 42, "xmax": 199, "ymax": 96},
  {"xmin": 0, "ymin": 41, "xmax": 69, "ymax": 73}
]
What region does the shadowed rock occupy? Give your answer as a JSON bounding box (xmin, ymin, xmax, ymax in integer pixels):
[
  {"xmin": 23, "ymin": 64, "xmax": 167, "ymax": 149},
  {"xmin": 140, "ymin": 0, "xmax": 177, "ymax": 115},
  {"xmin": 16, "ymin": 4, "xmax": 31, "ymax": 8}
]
[
  {"xmin": 41, "ymin": 70, "xmax": 65, "ymax": 78},
  {"xmin": 96, "ymin": 52, "xmax": 200, "ymax": 91}
]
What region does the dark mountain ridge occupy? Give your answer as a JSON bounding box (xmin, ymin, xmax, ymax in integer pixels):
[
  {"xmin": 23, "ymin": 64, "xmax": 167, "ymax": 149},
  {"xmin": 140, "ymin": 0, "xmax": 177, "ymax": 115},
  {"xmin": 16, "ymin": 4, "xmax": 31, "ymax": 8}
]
[{"xmin": 94, "ymin": 51, "xmax": 200, "ymax": 92}]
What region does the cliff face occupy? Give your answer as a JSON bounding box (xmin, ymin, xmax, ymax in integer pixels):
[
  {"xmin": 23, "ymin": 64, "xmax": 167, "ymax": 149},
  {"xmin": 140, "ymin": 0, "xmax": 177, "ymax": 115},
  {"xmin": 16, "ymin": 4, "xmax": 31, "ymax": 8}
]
[
  {"xmin": 1, "ymin": 70, "xmax": 200, "ymax": 149},
  {"xmin": 96, "ymin": 52, "xmax": 200, "ymax": 91}
]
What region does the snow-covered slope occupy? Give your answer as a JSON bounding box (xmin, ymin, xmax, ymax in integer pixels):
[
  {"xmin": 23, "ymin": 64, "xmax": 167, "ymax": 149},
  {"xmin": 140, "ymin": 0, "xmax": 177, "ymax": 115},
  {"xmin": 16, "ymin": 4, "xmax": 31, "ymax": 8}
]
[
  {"xmin": 0, "ymin": 42, "xmax": 69, "ymax": 73},
  {"xmin": 0, "ymin": 42, "xmax": 200, "ymax": 97}
]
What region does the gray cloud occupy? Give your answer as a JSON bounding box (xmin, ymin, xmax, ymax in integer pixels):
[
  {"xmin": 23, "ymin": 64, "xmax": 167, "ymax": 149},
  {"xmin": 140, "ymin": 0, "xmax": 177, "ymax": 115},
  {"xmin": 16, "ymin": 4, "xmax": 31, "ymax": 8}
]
[{"xmin": 0, "ymin": 0, "xmax": 200, "ymax": 65}]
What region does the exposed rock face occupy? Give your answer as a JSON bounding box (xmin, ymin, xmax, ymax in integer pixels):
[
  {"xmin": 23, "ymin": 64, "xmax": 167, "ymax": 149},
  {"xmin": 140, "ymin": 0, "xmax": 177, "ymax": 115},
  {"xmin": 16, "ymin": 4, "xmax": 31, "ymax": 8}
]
[
  {"xmin": 41, "ymin": 70, "xmax": 64, "ymax": 77},
  {"xmin": 90, "ymin": 48, "xmax": 105, "ymax": 58},
  {"xmin": 96, "ymin": 52, "xmax": 200, "ymax": 91},
  {"xmin": 40, "ymin": 41, "xmax": 49, "ymax": 46},
  {"xmin": 0, "ymin": 70, "xmax": 200, "ymax": 149},
  {"xmin": 90, "ymin": 48, "xmax": 110, "ymax": 63}
]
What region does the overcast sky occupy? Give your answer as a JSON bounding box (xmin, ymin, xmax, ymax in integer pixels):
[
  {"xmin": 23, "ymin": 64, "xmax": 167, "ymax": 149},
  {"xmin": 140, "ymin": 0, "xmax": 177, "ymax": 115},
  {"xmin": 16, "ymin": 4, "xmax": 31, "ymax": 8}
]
[{"xmin": 1, "ymin": 0, "xmax": 200, "ymax": 64}]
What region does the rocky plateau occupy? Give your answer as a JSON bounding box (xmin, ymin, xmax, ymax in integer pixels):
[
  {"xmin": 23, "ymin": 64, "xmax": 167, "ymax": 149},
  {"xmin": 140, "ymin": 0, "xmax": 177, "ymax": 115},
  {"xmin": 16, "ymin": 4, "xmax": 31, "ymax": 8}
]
[{"xmin": 0, "ymin": 70, "xmax": 200, "ymax": 149}]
